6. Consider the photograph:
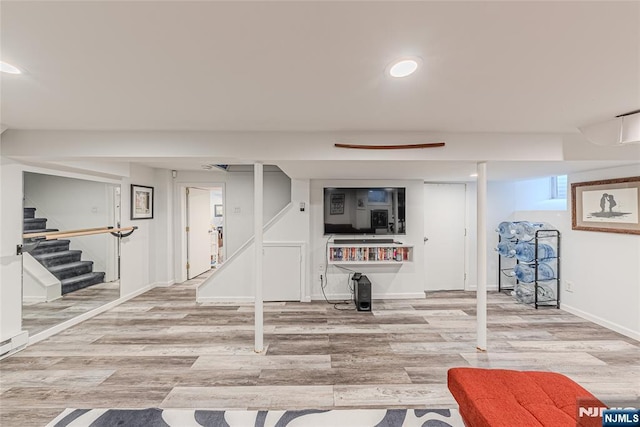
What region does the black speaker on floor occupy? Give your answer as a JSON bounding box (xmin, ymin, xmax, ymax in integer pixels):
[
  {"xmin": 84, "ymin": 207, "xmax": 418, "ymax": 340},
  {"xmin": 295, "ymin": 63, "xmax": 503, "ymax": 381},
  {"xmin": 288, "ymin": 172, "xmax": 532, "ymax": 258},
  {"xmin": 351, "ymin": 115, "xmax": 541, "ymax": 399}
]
[{"xmin": 354, "ymin": 275, "xmax": 371, "ymax": 312}]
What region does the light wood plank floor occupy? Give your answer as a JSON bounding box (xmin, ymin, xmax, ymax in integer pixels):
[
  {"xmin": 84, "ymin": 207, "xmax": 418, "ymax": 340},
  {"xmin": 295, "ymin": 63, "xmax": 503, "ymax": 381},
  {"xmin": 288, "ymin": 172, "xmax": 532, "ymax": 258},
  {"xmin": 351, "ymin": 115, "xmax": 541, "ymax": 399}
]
[
  {"xmin": 1, "ymin": 274, "xmax": 639, "ymax": 426},
  {"xmin": 22, "ymin": 282, "xmax": 120, "ymax": 336}
]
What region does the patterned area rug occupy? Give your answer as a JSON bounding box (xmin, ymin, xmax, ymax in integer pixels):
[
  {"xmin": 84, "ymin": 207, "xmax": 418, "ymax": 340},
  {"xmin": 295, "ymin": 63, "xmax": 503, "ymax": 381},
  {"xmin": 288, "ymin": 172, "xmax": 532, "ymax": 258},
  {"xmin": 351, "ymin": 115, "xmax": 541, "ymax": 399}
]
[{"xmin": 48, "ymin": 408, "xmax": 464, "ymax": 427}]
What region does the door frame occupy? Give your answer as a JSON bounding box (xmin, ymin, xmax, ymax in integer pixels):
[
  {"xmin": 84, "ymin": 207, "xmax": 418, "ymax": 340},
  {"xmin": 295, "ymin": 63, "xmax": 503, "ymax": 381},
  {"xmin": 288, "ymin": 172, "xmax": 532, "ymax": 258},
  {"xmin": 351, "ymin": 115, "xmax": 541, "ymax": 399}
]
[
  {"xmin": 174, "ymin": 181, "xmax": 226, "ymax": 284},
  {"xmin": 423, "ymin": 182, "xmax": 468, "ymax": 291}
]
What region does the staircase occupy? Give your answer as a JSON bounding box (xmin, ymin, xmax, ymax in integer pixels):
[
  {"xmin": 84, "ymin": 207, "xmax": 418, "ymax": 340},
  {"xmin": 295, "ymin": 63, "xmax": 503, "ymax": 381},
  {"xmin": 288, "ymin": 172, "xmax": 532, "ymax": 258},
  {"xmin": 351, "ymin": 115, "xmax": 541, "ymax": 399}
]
[{"xmin": 23, "ymin": 207, "xmax": 106, "ymax": 294}]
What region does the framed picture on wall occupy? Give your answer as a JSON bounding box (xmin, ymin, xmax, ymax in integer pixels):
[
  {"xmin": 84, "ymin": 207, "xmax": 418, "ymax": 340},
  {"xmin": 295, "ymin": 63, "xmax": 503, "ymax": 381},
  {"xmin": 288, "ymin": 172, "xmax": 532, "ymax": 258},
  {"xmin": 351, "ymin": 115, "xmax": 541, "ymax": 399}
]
[
  {"xmin": 330, "ymin": 193, "xmax": 345, "ymax": 215},
  {"xmin": 214, "ymin": 204, "xmax": 223, "ymax": 217},
  {"xmin": 371, "ymin": 209, "xmax": 388, "ymax": 228},
  {"xmin": 131, "ymin": 184, "xmax": 154, "ymax": 220},
  {"xmin": 571, "ymin": 176, "xmax": 640, "ymax": 235}
]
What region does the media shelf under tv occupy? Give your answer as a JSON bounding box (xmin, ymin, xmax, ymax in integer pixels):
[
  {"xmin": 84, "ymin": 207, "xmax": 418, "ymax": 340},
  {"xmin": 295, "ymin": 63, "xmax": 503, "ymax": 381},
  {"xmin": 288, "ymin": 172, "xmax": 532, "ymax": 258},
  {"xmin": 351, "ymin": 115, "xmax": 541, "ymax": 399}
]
[{"xmin": 328, "ymin": 242, "xmax": 413, "ymax": 265}]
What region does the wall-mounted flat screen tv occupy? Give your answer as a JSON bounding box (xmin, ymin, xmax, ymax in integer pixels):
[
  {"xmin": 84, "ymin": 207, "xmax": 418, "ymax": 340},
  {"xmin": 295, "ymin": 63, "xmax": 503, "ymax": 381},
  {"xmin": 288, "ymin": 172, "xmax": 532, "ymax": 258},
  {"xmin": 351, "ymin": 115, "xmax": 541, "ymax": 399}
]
[{"xmin": 323, "ymin": 187, "xmax": 406, "ymax": 235}]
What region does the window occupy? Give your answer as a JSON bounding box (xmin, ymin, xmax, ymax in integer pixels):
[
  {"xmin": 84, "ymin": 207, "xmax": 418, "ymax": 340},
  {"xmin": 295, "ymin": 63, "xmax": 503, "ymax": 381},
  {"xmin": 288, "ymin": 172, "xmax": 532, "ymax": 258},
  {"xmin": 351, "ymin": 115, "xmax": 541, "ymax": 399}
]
[{"xmin": 551, "ymin": 175, "xmax": 568, "ymax": 199}]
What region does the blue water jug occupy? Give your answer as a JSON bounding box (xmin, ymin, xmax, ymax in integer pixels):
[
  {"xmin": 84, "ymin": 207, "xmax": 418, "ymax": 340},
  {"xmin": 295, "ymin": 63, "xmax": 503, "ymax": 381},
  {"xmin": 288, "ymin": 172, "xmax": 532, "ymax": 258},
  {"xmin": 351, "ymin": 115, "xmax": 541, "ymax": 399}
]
[
  {"xmin": 496, "ymin": 241, "xmax": 516, "ymax": 257},
  {"xmin": 514, "ymin": 221, "xmax": 546, "ymax": 241},
  {"xmin": 512, "ymin": 282, "xmax": 556, "ymax": 304},
  {"xmin": 496, "ymin": 221, "xmax": 517, "ymax": 239},
  {"xmin": 514, "ymin": 242, "xmax": 556, "ymax": 263},
  {"xmin": 513, "ymin": 262, "xmax": 555, "ymax": 283}
]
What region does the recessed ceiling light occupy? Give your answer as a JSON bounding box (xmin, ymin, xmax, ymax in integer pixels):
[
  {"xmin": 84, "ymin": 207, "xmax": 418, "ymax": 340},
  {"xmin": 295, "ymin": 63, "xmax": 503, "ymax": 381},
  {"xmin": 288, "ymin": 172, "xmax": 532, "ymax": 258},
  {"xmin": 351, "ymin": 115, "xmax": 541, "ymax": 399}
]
[
  {"xmin": 0, "ymin": 61, "xmax": 22, "ymax": 74},
  {"xmin": 388, "ymin": 57, "xmax": 421, "ymax": 78},
  {"xmin": 470, "ymin": 173, "xmax": 478, "ymax": 178}
]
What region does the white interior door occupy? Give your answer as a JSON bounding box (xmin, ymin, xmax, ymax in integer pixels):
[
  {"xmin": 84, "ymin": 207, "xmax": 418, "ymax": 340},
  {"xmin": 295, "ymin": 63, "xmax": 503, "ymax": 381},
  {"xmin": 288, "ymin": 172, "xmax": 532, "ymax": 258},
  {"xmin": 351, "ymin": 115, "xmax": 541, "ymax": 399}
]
[
  {"xmin": 187, "ymin": 187, "xmax": 212, "ymax": 279},
  {"xmin": 263, "ymin": 245, "xmax": 301, "ymax": 301},
  {"xmin": 424, "ymin": 183, "xmax": 466, "ymax": 291}
]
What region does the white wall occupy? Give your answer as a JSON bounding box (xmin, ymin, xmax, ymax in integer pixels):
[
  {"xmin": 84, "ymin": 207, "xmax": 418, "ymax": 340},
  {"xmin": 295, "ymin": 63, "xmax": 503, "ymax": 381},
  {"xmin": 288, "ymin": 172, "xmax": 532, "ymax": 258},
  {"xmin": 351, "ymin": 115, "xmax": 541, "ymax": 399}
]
[
  {"xmin": 465, "ymin": 180, "xmax": 519, "ymax": 290},
  {"xmin": 514, "ymin": 176, "xmax": 566, "ymax": 211},
  {"xmin": 152, "ymin": 168, "xmax": 175, "ymax": 287},
  {"xmin": 512, "ymin": 164, "xmax": 640, "ymax": 339},
  {"xmin": 487, "ymin": 181, "xmax": 522, "ymax": 289},
  {"xmin": 225, "ymin": 169, "xmax": 291, "ymax": 255},
  {"xmin": 23, "ymin": 172, "xmax": 112, "ymax": 274},
  {"xmin": 310, "ymin": 179, "xmax": 424, "ymax": 299},
  {"xmin": 22, "ymin": 253, "xmax": 61, "ymax": 302},
  {"xmin": 120, "ymin": 164, "xmax": 161, "ymax": 297},
  {"xmin": 197, "ymin": 178, "xmax": 310, "ymax": 301},
  {"xmin": 467, "ymin": 165, "xmax": 640, "ymax": 340},
  {"xmin": 173, "ymin": 168, "xmax": 291, "ymax": 267}
]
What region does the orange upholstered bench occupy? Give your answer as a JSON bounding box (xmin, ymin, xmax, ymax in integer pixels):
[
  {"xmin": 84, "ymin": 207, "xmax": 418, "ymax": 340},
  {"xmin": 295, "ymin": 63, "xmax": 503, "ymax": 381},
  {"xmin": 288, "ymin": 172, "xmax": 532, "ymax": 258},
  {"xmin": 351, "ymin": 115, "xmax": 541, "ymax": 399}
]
[{"xmin": 447, "ymin": 367, "xmax": 604, "ymax": 427}]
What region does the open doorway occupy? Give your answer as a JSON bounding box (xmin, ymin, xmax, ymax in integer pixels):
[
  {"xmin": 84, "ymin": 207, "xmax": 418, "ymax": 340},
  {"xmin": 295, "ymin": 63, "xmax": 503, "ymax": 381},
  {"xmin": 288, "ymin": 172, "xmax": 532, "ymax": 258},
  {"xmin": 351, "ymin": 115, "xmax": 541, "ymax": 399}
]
[
  {"xmin": 183, "ymin": 185, "xmax": 225, "ymax": 280},
  {"xmin": 210, "ymin": 186, "xmax": 224, "ymax": 266}
]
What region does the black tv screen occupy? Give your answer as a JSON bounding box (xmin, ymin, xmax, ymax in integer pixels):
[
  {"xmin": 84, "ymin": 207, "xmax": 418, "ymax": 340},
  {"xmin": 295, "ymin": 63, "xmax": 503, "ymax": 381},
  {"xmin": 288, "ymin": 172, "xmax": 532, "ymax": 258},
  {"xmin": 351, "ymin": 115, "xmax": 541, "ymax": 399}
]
[{"xmin": 323, "ymin": 187, "xmax": 406, "ymax": 235}]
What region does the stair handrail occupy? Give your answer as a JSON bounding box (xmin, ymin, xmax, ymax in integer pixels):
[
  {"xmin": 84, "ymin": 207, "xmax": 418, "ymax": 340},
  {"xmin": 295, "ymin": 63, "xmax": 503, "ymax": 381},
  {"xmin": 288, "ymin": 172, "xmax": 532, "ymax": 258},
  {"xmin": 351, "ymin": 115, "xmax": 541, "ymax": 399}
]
[
  {"xmin": 23, "ymin": 226, "xmax": 113, "ymax": 239},
  {"xmin": 24, "ymin": 226, "xmax": 138, "ymax": 240}
]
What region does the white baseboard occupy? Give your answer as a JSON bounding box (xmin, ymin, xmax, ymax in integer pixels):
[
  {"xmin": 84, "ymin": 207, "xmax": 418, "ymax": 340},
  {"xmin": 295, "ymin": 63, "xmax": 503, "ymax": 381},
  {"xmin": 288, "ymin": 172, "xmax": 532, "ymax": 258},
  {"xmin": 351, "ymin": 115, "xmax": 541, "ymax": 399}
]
[
  {"xmin": 375, "ymin": 292, "xmax": 426, "ymax": 299},
  {"xmin": 561, "ymin": 303, "xmax": 640, "ymax": 342},
  {"xmin": 152, "ymin": 280, "xmax": 175, "ymax": 288},
  {"xmin": 0, "ymin": 331, "xmax": 29, "ymax": 360},
  {"xmin": 22, "ymin": 296, "xmax": 47, "ymax": 304},
  {"xmin": 311, "ymin": 292, "xmax": 426, "ymax": 301},
  {"xmin": 120, "ymin": 284, "xmax": 153, "ymax": 301},
  {"xmin": 197, "ymin": 296, "xmax": 255, "ymax": 303},
  {"xmin": 23, "ymin": 294, "xmax": 63, "ymax": 304},
  {"xmin": 464, "ymin": 285, "xmax": 499, "ymax": 291}
]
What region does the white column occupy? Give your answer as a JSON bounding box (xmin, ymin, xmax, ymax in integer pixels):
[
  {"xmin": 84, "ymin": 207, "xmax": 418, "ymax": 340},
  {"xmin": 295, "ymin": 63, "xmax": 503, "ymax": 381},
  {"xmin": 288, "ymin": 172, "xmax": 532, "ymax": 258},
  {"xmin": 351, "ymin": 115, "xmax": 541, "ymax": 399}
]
[
  {"xmin": 476, "ymin": 162, "xmax": 487, "ymax": 351},
  {"xmin": 254, "ymin": 162, "xmax": 264, "ymax": 352}
]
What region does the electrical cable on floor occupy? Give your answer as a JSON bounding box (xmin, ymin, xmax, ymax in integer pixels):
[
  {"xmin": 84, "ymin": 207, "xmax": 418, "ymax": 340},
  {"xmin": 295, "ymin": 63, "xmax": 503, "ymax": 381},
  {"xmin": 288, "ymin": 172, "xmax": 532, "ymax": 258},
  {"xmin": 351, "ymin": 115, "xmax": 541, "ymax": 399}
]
[
  {"xmin": 322, "ymin": 235, "xmax": 356, "ymax": 310},
  {"xmin": 320, "ymin": 273, "xmax": 354, "ymax": 310}
]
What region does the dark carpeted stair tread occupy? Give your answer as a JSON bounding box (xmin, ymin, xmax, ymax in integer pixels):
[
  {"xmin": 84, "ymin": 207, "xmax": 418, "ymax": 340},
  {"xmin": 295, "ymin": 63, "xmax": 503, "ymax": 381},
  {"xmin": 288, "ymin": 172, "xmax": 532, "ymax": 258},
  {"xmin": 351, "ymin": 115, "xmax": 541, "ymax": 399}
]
[
  {"xmin": 33, "ymin": 250, "xmax": 82, "ymax": 267},
  {"xmin": 22, "ymin": 206, "xmax": 105, "ymax": 296},
  {"xmin": 24, "ymin": 217, "xmax": 48, "ymax": 223},
  {"xmin": 23, "ymin": 219, "xmax": 50, "ymax": 231},
  {"xmin": 28, "ymin": 239, "xmax": 71, "ymax": 255},
  {"xmin": 61, "ymin": 272, "xmax": 105, "ymax": 294},
  {"xmin": 48, "ymin": 261, "xmax": 94, "ymax": 280}
]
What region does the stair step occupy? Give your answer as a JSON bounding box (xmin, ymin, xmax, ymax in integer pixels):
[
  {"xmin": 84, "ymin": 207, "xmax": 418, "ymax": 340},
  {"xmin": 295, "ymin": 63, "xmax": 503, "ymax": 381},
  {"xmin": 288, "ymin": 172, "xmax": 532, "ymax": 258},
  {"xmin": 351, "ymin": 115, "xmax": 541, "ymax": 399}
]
[
  {"xmin": 23, "ymin": 218, "xmax": 49, "ymax": 231},
  {"xmin": 48, "ymin": 261, "xmax": 94, "ymax": 280},
  {"xmin": 28, "ymin": 240, "xmax": 71, "ymax": 255},
  {"xmin": 61, "ymin": 272, "xmax": 106, "ymax": 294},
  {"xmin": 33, "ymin": 250, "xmax": 82, "ymax": 267},
  {"xmin": 24, "ymin": 208, "xmax": 36, "ymax": 219}
]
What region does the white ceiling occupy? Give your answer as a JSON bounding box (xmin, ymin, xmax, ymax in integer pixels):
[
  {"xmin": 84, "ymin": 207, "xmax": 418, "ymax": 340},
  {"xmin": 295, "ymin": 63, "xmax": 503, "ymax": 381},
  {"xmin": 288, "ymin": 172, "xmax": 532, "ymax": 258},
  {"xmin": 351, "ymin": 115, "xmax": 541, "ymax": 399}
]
[{"xmin": 1, "ymin": 1, "xmax": 639, "ymax": 181}]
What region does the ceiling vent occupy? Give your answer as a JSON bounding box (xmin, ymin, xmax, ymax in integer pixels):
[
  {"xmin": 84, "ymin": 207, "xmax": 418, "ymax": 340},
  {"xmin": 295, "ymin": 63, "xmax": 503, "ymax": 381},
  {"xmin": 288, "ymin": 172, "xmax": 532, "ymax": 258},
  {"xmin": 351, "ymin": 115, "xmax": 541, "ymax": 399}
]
[
  {"xmin": 201, "ymin": 164, "xmax": 229, "ymax": 171},
  {"xmin": 579, "ymin": 110, "xmax": 640, "ymax": 146}
]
